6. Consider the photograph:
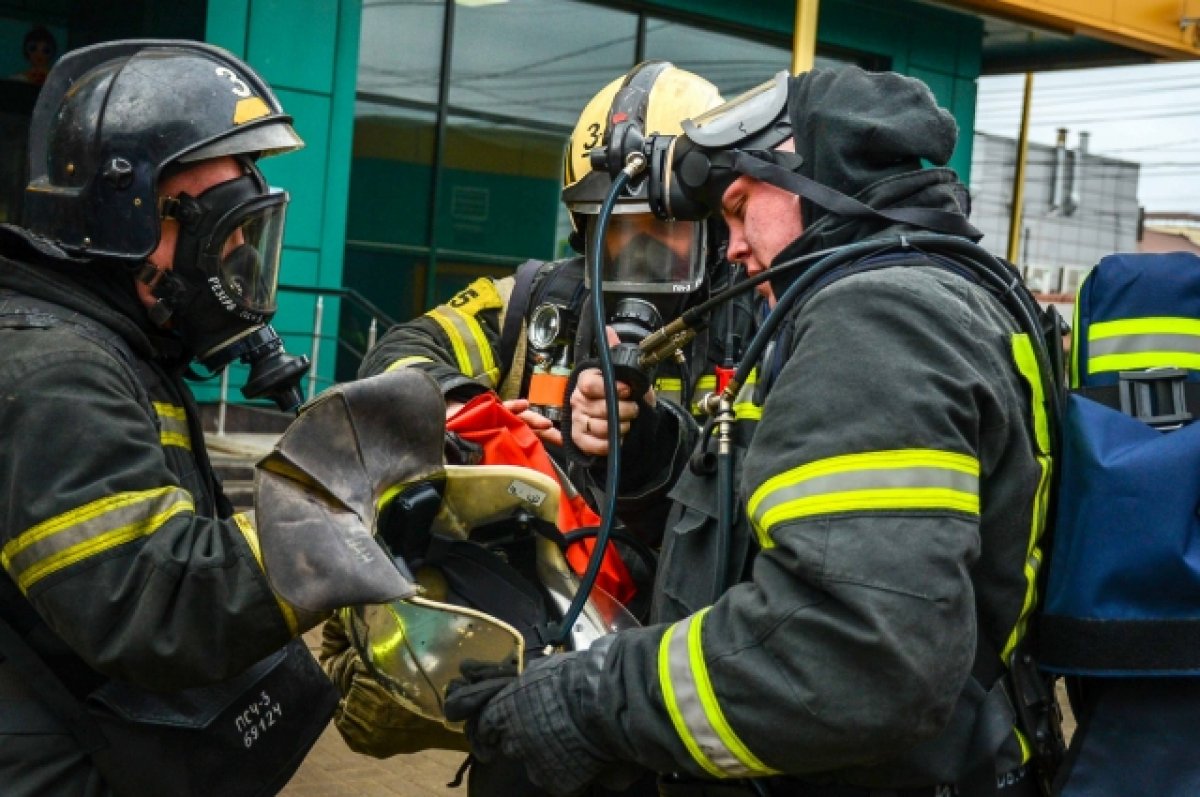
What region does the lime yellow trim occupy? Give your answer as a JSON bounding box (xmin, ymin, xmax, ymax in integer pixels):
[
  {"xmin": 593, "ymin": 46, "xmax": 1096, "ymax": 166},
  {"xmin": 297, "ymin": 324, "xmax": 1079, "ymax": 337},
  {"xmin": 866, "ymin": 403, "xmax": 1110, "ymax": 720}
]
[
  {"xmin": 756, "ymin": 488, "xmax": 980, "ymax": 541},
  {"xmin": 1089, "ymin": 351, "xmax": 1200, "ymax": 374},
  {"xmin": 1011, "ymin": 335, "xmax": 1050, "ymax": 455},
  {"xmin": 8, "ymin": 490, "xmax": 194, "ymax": 592},
  {"xmin": 232, "ymin": 512, "xmax": 299, "ymax": 636},
  {"xmin": 1090, "ymin": 316, "xmax": 1200, "ymax": 339},
  {"xmin": 151, "ymin": 402, "xmax": 186, "ymax": 421},
  {"xmin": 1001, "ymin": 334, "xmax": 1053, "ymax": 663},
  {"xmin": 659, "ymin": 622, "xmax": 725, "ymax": 779},
  {"xmin": 384, "ymin": 355, "xmax": 435, "ymax": 373},
  {"xmin": 160, "ymin": 432, "xmax": 192, "ymax": 449},
  {"xmin": 428, "ymin": 309, "xmax": 473, "ymax": 375},
  {"xmin": 686, "ymin": 609, "xmax": 778, "ymax": 777},
  {"xmin": 748, "ymin": 449, "xmax": 979, "ymax": 519},
  {"xmin": 459, "ymin": 309, "xmax": 499, "ymax": 386}
]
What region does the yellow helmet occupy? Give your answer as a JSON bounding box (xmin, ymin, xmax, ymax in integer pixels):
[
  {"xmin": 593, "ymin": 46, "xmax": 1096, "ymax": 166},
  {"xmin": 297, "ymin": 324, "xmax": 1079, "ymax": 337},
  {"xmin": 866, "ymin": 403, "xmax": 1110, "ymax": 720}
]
[{"xmin": 562, "ymin": 62, "xmax": 723, "ymax": 295}]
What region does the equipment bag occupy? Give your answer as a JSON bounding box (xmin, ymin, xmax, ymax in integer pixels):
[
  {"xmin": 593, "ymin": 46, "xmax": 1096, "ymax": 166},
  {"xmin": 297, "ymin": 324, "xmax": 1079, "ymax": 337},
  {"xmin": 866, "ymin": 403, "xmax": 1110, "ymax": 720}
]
[{"xmin": 1038, "ymin": 251, "xmax": 1200, "ymax": 795}]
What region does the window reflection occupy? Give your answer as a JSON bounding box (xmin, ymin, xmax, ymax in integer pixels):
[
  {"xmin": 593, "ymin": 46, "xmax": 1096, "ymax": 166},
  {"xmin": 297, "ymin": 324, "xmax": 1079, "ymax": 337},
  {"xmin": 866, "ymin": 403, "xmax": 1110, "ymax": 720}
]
[
  {"xmin": 448, "ymin": 0, "xmax": 636, "ymax": 130},
  {"xmin": 643, "ymin": 18, "xmax": 790, "ymax": 97},
  {"xmin": 358, "ymin": 0, "xmax": 445, "ymax": 106}
]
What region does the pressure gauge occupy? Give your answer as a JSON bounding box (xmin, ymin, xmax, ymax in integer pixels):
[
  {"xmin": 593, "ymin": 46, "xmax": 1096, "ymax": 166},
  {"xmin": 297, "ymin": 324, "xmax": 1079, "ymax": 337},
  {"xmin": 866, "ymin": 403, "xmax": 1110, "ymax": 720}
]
[{"xmin": 528, "ymin": 303, "xmax": 563, "ymax": 350}]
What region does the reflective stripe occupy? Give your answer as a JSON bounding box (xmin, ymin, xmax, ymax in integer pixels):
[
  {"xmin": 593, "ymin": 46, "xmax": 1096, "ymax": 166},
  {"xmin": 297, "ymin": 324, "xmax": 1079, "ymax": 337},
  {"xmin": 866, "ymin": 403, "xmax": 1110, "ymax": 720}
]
[
  {"xmin": 233, "ymin": 512, "xmax": 299, "ymax": 636},
  {"xmin": 655, "ymin": 377, "xmax": 683, "ymax": 404},
  {"xmin": 748, "ymin": 450, "xmax": 980, "ymax": 549},
  {"xmin": 1086, "ymin": 316, "xmax": 1200, "ymax": 375},
  {"xmin": 691, "ymin": 369, "xmax": 760, "ymax": 420},
  {"xmin": 152, "ymin": 401, "xmax": 191, "ymax": 450},
  {"xmin": 384, "ymin": 355, "xmax": 435, "ymax": 373},
  {"xmin": 1, "ymin": 486, "xmax": 195, "ymax": 593},
  {"xmin": 1001, "ymin": 334, "xmax": 1053, "ymax": 665},
  {"xmin": 428, "ymin": 307, "xmax": 500, "ymax": 387},
  {"xmin": 658, "ymin": 609, "xmax": 778, "ymax": 779}
]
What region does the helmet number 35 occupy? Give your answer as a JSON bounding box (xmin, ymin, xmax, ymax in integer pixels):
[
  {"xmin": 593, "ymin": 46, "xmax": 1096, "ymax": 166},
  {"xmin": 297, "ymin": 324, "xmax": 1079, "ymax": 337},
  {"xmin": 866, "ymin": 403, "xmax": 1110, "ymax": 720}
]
[{"xmin": 215, "ymin": 66, "xmax": 252, "ymax": 98}]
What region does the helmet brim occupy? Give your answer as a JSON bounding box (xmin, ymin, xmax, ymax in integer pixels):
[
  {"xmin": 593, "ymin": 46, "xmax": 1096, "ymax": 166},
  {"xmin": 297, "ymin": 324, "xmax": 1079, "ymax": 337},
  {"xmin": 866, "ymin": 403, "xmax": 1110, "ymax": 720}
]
[{"xmin": 178, "ymin": 120, "xmax": 304, "ymax": 163}]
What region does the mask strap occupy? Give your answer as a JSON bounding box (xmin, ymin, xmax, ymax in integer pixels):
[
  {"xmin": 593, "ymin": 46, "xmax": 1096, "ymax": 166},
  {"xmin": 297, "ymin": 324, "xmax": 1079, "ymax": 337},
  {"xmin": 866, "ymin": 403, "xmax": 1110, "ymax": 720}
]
[{"xmin": 727, "ymin": 150, "xmax": 982, "ymax": 241}]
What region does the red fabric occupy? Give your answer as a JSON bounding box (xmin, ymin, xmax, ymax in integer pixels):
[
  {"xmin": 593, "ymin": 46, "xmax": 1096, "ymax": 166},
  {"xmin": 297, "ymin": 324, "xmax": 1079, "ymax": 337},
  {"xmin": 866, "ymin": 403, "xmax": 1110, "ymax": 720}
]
[{"xmin": 445, "ymin": 393, "xmax": 636, "ymax": 605}]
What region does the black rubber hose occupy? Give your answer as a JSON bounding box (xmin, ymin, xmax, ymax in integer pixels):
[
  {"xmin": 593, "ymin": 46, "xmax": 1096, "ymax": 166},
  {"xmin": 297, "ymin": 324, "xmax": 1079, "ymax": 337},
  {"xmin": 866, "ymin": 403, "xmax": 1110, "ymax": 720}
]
[{"xmin": 552, "ymin": 168, "xmax": 632, "ymax": 647}]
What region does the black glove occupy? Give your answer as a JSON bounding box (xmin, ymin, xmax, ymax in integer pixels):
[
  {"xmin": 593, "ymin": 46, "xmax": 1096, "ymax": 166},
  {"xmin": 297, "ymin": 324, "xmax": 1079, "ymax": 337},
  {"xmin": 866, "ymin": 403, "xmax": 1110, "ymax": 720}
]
[
  {"xmin": 445, "ymin": 659, "xmax": 520, "ymax": 732},
  {"xmin": 445, "ymin": 647, "xmax": 635, "ymax": 797}
]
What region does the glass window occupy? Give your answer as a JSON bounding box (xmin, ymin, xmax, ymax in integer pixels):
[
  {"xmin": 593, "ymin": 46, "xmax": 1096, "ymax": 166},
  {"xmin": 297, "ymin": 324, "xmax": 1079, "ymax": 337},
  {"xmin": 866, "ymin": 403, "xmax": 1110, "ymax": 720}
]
[
  {"xmin": 448, "ymin": 0, "xmax": 637, "ymax": 131},
  {"xmin": 643, "ymin": 18, "xmax": 791, "ymax": 98},
  {"xmin": 358, "ymin": 0, "xmax": 445, "ymax": 106}
]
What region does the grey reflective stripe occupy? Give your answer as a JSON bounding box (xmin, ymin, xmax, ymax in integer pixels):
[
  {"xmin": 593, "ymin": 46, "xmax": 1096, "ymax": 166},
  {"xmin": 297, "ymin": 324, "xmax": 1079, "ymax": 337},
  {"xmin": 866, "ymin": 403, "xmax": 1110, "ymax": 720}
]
[
  {"xmin": 751, "ymin": 465, "xmax": 978, "ymax": 527},
  {"xmin": 1089, "ymin": 333, "xmax": 1200, "ymax": 356},
  {"xmin": 3, "ymin": 487, "xmax": 195, "ymax": 592},
  {"xmin": 429, "ymin": 308, "xmax": 488, "ymax": 379},
  {"xmin": 153, "ymin": 402, "xmax": 191, "ymax": 449},
  {"xmin": 661, "ymin": 611, "xmax": 775, "ymax": 778}
]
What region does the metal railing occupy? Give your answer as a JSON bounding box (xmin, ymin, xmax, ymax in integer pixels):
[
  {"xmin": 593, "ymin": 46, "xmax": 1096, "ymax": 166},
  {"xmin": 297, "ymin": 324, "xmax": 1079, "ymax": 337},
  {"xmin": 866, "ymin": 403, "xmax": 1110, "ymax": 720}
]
[{"xmin": 213, "ymin": 284, "xmax": 399, "ymax": 434}]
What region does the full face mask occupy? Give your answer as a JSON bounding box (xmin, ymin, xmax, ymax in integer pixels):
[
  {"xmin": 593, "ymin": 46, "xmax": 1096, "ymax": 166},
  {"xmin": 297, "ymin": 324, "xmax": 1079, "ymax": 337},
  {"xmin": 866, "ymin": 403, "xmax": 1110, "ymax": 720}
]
[
  {"xmin": 143, "ymin": 167, "xmax": 310, "ymax": 411},
  {"xmin": 580, "ymin": 206, "xmax": 707, "ymax": 295}
]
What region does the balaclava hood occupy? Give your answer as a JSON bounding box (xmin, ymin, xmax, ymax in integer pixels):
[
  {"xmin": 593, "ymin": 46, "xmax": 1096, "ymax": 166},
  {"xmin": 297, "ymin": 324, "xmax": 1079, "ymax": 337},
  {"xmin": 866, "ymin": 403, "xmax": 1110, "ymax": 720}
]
[{"xmin": 787, "ymin": 66, "xmax": 959, "ymax": 230}]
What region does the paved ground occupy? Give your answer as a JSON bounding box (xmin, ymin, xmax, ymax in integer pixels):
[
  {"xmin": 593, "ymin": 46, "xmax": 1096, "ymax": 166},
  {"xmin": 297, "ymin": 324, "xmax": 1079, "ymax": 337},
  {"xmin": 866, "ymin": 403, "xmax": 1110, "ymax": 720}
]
[{"xmin": 280, "ymin": 628, "xmax": 468, "ymax": 797}]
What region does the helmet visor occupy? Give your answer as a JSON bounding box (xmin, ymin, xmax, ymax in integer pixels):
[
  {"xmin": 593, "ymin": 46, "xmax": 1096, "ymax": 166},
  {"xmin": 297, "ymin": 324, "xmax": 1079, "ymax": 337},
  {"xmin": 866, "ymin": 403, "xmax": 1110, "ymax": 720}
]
[
  {"xmin": 347, "ymin": 596, "xmax": 524, "ymax": 725},
  {"xmin": 582, "ymin": 207, "xmax": 706, "ymax": 294},
  {"xmin": 204, "ymin": 189, "xmax": 288, "ymax": 315}
]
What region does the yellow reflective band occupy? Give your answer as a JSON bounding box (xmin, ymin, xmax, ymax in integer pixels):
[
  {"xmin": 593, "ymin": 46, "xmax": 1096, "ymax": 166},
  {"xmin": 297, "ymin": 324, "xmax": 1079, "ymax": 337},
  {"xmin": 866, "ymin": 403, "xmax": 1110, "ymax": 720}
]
[
  {"xmin": 1001, "ymin": 334, "xmax": 1053, "ymax": 663},
  {"xmin": 153, "ymin": 402, "xmax": 191, "ymax": 450},
  {"xmin": 2, "ymin": 487, "xmax": 194, "ymax": 593},
  {"xmin": 748, "ymin": 450, "xmax": 980, "ymax": 549},
  {"xmin": 1010, "ymin": 335, "xmax": 1050, "ymax": 456},
  {"xmin": 384, "ymin": 355, "xmax": 435, "ymax": 373},
  {"xmin": 1086, "ymin": 316, "xmax": 1200, "ymax": 376},
  {"xmin": 655, "ymin": 377, "xmax": 683, "ymax": 402},
  {"xmin": 658, "ymin": 609, "xmax": 778, "ymax": 779},
  {"xmin": 232, "ymin": 512, "xmax": 299, "ymax": 636},
  {"xmin": 428, "ymin": 306, "xmax": 500, "ymax": 388},
  {"xmin": 691, "ymin": 370, "xmax": 761, "ymax": 420}
]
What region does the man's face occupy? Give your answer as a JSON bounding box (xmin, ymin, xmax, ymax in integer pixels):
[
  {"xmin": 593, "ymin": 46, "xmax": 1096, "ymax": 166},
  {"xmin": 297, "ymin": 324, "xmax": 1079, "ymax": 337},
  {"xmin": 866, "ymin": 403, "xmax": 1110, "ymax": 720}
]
[
  {"xmin": 138, "ymin": 156, "xmax": 244, "ymax": 311},
  {"xmin": 720, "ymin": 141, "xmax": 803, "ymax": 307}
]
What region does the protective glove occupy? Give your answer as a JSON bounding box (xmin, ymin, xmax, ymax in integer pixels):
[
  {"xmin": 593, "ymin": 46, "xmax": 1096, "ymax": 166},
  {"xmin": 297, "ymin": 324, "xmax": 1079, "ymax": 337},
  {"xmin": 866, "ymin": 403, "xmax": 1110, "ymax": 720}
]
[{"xmin": 445, "ymin": 643, "xmax": 637, "ymax": 797}]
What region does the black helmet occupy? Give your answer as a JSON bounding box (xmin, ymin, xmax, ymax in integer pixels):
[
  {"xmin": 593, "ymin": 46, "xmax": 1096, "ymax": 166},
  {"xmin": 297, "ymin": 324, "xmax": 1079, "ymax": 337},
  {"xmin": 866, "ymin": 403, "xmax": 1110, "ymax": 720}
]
[{"xmin": 23, "ymin": 39, "xmax": 303, "ymax": 260}]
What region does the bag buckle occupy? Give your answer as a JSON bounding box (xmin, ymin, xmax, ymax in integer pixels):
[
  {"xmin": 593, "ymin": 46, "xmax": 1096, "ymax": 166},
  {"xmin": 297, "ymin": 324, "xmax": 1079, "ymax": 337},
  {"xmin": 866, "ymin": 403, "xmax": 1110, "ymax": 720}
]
[{"xmin": 1118, "ymin": 367, "xmax": 1193, "ymax": 428}]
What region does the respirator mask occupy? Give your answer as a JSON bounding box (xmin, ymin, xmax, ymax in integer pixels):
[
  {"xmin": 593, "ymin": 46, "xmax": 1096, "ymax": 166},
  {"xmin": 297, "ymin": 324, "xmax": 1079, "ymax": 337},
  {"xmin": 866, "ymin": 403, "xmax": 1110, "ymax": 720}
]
[{"xmin": 142, "ymin": 167, "xmax": 310, "ymax": 412}]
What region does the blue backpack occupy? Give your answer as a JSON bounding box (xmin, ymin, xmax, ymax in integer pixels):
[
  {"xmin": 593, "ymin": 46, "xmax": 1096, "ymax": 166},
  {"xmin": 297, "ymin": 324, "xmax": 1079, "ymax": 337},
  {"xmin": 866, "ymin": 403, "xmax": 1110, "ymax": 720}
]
[{"xmin": 1039, "ymin": 251, "xmax": 1200, "ymax": 795}]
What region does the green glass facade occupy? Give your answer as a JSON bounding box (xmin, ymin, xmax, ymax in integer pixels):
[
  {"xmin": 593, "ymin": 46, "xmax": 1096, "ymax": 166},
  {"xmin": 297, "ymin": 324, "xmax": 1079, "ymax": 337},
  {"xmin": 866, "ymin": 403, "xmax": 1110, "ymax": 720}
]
[{"xmin": 0, "ymin": 0, "xmax": 984, "ymax": 401}]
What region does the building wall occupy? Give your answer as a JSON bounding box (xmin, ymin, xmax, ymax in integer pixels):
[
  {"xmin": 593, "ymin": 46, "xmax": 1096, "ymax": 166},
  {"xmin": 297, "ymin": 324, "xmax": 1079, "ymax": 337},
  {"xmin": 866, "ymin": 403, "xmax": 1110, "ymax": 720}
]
[
  {"xmin": 201, "ymin": 0, "xmax": 363, "ymax": 401},
  {"xmin": 342, "ymin": 0, "xmax": 988, "ymax": 383},
  {"xmin": 970, "ymin": 131, "xmax": 1141, "ymax": 297}
]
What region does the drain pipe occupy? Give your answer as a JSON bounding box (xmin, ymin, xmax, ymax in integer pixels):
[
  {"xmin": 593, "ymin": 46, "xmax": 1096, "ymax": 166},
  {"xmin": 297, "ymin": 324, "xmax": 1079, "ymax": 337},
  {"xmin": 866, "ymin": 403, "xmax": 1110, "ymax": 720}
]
[{"xmin": 1051, "ymin": 127, "xmax": 1068, "ymax": 213}]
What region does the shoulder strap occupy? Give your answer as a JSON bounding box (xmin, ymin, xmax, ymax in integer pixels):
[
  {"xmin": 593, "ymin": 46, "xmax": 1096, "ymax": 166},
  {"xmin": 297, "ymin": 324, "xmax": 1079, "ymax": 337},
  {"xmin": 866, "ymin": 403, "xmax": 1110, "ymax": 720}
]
[{"xmin": 499, "ymin": 259, "xmax": 547, "ymax": 369}]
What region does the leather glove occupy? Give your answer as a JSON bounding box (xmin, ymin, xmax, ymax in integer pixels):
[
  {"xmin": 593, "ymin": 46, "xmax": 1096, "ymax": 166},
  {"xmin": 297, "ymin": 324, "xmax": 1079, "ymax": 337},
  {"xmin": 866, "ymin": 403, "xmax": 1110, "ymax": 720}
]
[
  {"xmin": 445, "ymin": 645, "xmax": 635, "ymax": 797},
  {"xmin": 319, "ymin": 612, "xmax": 469, "ymax": 757}
]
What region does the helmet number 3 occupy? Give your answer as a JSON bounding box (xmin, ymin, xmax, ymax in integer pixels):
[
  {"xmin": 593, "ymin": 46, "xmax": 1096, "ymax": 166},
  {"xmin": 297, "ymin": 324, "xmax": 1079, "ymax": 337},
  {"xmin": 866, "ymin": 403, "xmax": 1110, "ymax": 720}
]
[{"xmin": 215, "ymin": 66, "xmax": 252, "ymax": 98}]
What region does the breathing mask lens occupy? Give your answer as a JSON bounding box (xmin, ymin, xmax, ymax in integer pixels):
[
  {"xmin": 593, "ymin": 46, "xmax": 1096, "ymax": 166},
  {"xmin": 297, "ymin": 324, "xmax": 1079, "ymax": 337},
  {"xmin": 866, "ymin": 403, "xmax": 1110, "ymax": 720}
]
[
  {"xmin": 206, "ymin": 191, "xmax": 287, "ymax": 316},
  {"xmin": 586, "ymin": 210, "xmax": 706, "ymax": 294}
]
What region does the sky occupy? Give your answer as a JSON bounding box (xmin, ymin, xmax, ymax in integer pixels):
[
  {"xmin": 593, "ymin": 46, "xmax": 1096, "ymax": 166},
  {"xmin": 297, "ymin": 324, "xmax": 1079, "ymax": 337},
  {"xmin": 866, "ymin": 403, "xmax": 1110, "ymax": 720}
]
[{"xmin": 974, "ymin": 60, "xmax": 1200, "ymax": 215}]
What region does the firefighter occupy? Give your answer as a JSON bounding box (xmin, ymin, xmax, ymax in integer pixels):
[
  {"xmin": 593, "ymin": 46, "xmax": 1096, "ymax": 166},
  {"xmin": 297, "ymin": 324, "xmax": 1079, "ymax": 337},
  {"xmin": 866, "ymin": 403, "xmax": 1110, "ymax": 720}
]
[
  {"xmin": 357, "ymin": 61, "xmax": 759, "ymax": 546},
  {"xmin": 0, "ymin": 40, "xmax": 351, "ymax": 796},
  {"xmin": 443, "ymin": 66, "xmax": 1052, "ymax": 797}
]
